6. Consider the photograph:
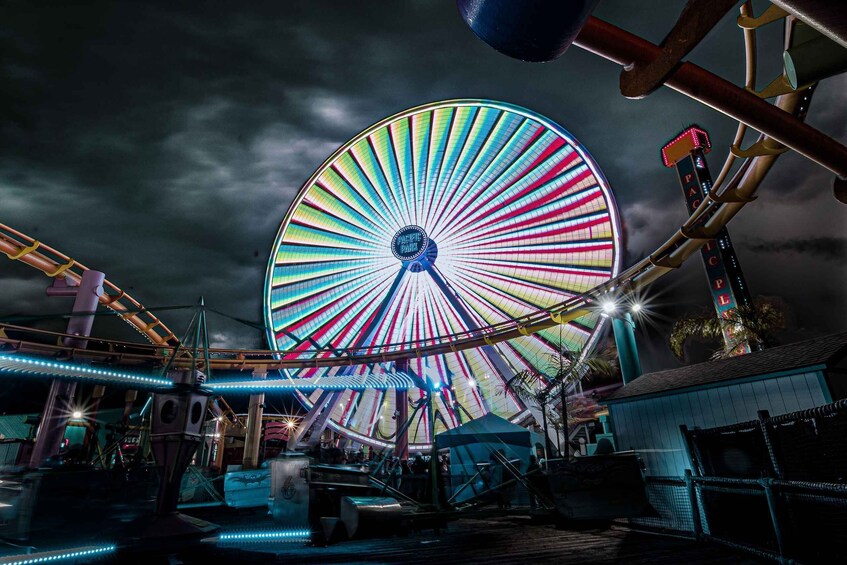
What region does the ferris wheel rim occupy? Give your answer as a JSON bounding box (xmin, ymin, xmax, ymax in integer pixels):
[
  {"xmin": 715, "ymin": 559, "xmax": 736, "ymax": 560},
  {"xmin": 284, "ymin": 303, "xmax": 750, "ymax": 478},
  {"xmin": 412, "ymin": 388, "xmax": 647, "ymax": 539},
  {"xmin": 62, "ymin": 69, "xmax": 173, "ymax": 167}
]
[{"xmin": 264, "ymin": 98, "xmax": 624, "ymax": 447}]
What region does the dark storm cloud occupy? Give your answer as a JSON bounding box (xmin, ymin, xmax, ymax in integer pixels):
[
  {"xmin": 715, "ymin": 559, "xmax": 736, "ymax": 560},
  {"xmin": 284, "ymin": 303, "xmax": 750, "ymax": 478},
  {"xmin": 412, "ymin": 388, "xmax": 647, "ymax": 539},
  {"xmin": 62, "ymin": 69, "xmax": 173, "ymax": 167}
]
[
  {"xmin": 745, "ymin": 237, "xmax": 847, "ymax": 260},
  {"xmin": 1, "ymin": 1, "xmax": 845, "ymax": 361}
]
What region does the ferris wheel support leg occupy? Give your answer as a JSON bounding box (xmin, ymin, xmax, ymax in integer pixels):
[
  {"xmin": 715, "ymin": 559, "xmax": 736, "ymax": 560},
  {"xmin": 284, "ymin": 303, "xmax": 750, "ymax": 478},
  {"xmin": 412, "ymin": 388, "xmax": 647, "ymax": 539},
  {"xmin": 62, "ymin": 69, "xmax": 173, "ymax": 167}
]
[
  {"xmin": 29, "ymin": 270, "xmax": 105, "ymax": 468},
  {"xmin": 287, "ymin": 390, "xmax": 344, "ymax": 451}
]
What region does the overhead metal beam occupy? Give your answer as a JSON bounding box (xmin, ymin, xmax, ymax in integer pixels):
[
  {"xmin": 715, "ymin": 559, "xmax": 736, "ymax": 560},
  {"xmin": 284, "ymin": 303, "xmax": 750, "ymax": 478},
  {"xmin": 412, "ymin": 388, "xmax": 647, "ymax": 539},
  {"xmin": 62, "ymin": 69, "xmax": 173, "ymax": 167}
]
[
  {"xmin": 620, "ymin": 0, "xmax": 740, "ymax": 98},
  {"xmin": 574, "ymin": 17, "xmax": 847, "ymax": 176}
]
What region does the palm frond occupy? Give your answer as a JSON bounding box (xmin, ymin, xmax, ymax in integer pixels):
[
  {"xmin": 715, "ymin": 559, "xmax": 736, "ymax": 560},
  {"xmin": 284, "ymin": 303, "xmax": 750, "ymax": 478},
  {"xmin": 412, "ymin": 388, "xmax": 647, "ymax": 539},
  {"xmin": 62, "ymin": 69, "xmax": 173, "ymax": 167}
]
[{"xmin": 670, "ymin": 296, "xmax": 788, "ymax": 361}]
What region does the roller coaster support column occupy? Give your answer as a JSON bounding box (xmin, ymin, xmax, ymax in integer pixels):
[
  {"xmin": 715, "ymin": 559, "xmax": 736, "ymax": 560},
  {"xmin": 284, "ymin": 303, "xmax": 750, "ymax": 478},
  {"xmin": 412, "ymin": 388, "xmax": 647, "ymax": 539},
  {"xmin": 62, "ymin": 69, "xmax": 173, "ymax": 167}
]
[
  {"xmin": 30, "ymin": 270, "xmax": 105, "ymax": 468},
  {"xmin": 611, "ymin": 313, "xmax": 642, "ymax": 385},
  {"xmin": 242, "ymin": 370, "xmax": 266, "ymax": 469}
]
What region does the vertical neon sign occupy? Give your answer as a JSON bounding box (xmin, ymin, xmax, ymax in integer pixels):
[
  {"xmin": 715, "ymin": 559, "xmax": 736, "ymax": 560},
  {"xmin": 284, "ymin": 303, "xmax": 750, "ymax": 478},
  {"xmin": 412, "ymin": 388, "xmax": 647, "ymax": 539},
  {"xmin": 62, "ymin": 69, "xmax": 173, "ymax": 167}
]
[{"xmin": 662, "ymin": 126, "xmax": 755, "ymax": 355}]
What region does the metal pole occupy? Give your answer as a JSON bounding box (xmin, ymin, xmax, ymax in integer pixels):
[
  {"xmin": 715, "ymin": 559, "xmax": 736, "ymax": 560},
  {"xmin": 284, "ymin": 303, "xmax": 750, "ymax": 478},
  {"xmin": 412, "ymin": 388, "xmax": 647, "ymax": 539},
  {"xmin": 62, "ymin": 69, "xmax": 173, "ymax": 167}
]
[
  {"xmin": 560, "ymin": 381, "xmax": 569, "ymax": 459},
  {"xmin": 427, "ymin": 387, "xmax": 438, "ymax": 508},
  {"xmin": 684, "ymin": 469, "xmax": 703, "ymax": 538},
  {"xmin": 757, "ymin": 410, "xmax": 784, "ymax": 479},
  {"xmin": 30, "ymin": 270, "xmax": 105, "ymax": 468},
  {"xmin": 573, "ymin": 17, "xmax": 847, "ymax": 176},
  {"xmin": 395, "ymin": 389, "xmax": 409, "ymax": 461},
  {"xmin": 760, "ymin": 478, "xmax": 788, "ymax": 559},
  {"xmin": 540, "ymin": 399, "xmax": 550, "ymax": 466},
  {"xmin": 242, "ymin": 371, "xmax": 266, "ymax": 469}
]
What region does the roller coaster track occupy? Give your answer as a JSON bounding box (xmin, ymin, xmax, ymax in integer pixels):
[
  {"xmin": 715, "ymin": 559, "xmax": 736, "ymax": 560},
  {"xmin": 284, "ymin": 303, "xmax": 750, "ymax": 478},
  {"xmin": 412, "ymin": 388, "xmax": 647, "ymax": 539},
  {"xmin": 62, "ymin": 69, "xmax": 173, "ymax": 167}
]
[
  {"xmin": 0, "ymin": 223, "xmax": 179, "ymax": 346},
  {"xmin": 0, "ymin": 7, "xmax": 832, "ymax": 374}
]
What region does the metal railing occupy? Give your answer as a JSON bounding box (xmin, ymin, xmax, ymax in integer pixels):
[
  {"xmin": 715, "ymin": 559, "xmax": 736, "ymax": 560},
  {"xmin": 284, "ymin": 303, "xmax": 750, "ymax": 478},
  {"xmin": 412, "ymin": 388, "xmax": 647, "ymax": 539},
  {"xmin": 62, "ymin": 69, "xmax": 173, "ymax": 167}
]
[{"xmin": 630, "ymin": 398, "xmax": 847, "ymax": 563}]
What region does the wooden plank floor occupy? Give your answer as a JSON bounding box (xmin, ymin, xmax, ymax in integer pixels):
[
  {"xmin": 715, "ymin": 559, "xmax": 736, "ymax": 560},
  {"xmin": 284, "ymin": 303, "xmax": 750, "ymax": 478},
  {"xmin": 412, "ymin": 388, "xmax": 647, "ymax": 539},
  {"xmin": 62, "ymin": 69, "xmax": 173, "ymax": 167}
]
[{"xmin": 170, "ymin": 513, "xmax": 764, "ymax": 564}]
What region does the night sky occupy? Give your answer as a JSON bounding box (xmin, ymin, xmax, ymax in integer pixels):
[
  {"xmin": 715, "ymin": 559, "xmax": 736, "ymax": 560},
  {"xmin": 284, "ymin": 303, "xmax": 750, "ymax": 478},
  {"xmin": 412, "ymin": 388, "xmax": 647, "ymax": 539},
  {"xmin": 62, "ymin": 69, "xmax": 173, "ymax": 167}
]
[{"xmin": 3, "ymin": 1, "xmax": 846, "ymax": 376}]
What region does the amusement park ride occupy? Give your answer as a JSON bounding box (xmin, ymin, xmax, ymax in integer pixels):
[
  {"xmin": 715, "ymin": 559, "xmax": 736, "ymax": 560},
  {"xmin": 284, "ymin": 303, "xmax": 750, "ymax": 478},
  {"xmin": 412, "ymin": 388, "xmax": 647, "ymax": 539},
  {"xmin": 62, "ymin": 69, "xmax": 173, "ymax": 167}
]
[{"xmin": 0, "ymin": 0, "xmax": 846, "ymax": 559}]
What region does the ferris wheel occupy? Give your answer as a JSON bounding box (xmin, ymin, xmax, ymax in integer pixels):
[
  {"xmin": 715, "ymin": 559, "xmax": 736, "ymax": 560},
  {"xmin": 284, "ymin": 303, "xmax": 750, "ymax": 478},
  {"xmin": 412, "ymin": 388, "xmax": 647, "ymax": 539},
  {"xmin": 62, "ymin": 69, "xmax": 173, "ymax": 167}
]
[{"xmin": 264, "ymin": 99, "xmax": 622, "ymax": 449}]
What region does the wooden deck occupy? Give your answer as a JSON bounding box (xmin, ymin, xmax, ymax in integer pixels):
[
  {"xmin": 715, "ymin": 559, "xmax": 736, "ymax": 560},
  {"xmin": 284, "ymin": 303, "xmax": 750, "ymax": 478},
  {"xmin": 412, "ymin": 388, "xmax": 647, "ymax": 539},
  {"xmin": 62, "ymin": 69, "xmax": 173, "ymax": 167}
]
[{"xmin": 158, "ymin": 512, "xmax": 764, "ymax": 564}]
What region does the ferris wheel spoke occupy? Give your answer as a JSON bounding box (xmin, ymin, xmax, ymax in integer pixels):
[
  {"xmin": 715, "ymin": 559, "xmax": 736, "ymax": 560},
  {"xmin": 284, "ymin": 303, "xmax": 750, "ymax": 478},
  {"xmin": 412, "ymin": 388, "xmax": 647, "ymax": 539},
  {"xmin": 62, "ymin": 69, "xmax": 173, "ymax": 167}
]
[
  {"xmin": 302, "ymin": 185, "xmax": 393, "ymax": 240},
  {"xmin": 462, "ymin": 212, "xmax": 615, "ymax": 253},
  {"xmin": 436, "ymin": 119, "xmax": 544, "ymax": 240},
  {"xmin": 450, "ymin": 165, "xmax": 598, "ymax": 246},
  {"xmin": 333, "ymin": 152, "xmax": 403, "ymax": 228},
  {"xmin": 463, "ymin": 153, "xmax": 587, "ymax": 236},
  {"xmin": 456, "ymin": 236, "xmax": 616, "ymax": 259},
  {"xmin": 420, "ymin": 106, "xmax": 455, "ymax": 229},
  {"xmin": 271, "ymin": 241, "xmax": 380, "ymax": 266},
  {"xmin": 274, "ymin": 266, "xmax": 399, "ymax": 338},
  {"xmin": 386, "ymin": 120, "xmax": 417, "ymax": 223},
  {"xmin": 429, "ymin": 110, "xmax": 526, "ymax": 241},
  {"xmin": 367, "ymin": 129, "xmax": 414, "ymax": 227},
  {"xmin": 270, "ymin": 260, "xmax": 395, "ymax": 313},
  {"xmin": 471, "ymin": 175, "xmax": 599, "ymax": 239},
  {"xmin": 318, "ymin": 165, "xmax": 397, "ymax": 231},
  {"xmin": 281, "ymin": 220, "xmax": 382, "ymax": 253},
  {"xmin": 443, "ymin": 128, "xmax": 569, "ymax": 241},
  {"xmin": 460, "ymin": 255, "xmax": 612, "ymax": 291},
  {"xmin": 456, "ymin": 262, "xmax": 578, "ymax": 305},
  {"xmin": 409, "ymin": 112, "xmax": 432, "ymax": 226},
  {"xmin": 428, "ymin": 107, "xmax": 506, "ymax": 235},
  {"xmin": 426, "ymin": 106, "xmax": 478, "ymax": 229},
  {"xmin": 451, "ymin": 267, "xmax": 557, "ymax": 315}
]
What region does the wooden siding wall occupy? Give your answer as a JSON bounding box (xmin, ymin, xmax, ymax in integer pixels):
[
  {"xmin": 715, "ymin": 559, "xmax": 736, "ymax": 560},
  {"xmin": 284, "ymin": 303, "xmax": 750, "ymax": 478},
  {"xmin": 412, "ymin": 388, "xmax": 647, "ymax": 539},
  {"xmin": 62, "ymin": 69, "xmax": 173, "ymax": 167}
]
[{"xmin": 608, "ymin": 371, "xmax": 828, "ymax": 477}]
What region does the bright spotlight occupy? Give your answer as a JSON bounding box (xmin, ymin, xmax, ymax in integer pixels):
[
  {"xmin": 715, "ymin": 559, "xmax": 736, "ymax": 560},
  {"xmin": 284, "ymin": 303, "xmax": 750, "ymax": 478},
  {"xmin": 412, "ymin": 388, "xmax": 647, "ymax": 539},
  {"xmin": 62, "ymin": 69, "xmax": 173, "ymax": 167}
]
[
  {"xmin": 285, "ymin": 420, "xmax": 295, "ymax": 429},
  {"xmin": 432, "ymin": 381, "xmax": 441, "ymax": 390},
  {"xmin": 631, "ymin": 303, "xmax": 642, "ymax": 313},
  {"xmin": 468, "ymin": 379, "xmax": 476, "ymax": 388},
  {"xmin": 72, "ymin": 410, "xmax": 83, "ymax": 420},
  {"xmin": 601, "ymin": 301, "xmax": 617, "ymax": 314}
]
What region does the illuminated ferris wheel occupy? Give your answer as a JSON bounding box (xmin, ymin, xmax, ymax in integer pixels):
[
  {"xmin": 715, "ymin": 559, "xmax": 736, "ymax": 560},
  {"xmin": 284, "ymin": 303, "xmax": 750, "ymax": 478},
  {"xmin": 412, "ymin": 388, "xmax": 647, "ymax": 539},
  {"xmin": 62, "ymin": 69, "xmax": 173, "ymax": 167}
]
[{"xmin": 265, "ymin": 99, "xmax": 622, "ymax": 448}]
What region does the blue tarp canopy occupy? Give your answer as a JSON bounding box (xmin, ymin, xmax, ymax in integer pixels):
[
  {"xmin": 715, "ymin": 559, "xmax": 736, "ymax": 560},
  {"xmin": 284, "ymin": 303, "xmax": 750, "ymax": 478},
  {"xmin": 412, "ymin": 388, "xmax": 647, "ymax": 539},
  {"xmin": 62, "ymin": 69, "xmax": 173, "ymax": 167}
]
[
  {"xmin": 435, "ymin": 412, "xmax": 535, "ymax": 449},
  {"xmin": 435, "ymin": 413, "xmax": 544, "ymax": 504}
]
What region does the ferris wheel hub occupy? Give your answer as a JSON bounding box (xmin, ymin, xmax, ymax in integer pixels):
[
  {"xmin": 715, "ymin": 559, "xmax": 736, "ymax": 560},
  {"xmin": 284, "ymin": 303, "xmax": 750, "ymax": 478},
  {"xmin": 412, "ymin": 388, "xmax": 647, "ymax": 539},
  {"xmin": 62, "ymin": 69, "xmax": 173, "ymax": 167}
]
[{"xmin": 391, "ymin": 225, "xmax": 438, "ymax": 272}]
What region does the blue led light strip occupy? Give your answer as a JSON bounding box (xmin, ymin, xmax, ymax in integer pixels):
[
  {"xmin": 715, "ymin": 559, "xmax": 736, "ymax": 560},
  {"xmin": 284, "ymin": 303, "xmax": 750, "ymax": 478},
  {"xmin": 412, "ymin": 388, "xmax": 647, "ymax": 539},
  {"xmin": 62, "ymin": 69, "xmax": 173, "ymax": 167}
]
[
  {"xmin": 208, "ymin": 372, "xmax": 418, "ymax": 392},
  {"xmin": 0, "ymin": 544, "xmax": 116, "ymax": 565},
  {"xmin": 0, "ymin": 354, "xmax": 172, "ymax": 388},
  {"xmin": 216, "ymin": 529, "xmax": 311, "ymax": 542}
]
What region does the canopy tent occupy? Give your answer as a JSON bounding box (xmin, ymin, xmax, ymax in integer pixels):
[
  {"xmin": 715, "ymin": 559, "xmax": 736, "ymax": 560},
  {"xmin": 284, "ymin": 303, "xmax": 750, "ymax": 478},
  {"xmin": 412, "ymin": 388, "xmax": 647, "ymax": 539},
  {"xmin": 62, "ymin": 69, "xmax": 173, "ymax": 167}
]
[{"xmin": 435, "ymin": 413, "xmax": 545, "ymax": 504}]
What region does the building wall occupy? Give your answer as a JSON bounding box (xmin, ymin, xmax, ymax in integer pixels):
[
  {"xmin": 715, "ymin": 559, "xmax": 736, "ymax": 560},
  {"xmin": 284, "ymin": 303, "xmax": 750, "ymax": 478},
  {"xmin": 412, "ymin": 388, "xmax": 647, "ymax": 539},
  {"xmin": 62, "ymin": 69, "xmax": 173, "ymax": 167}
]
[{"xmin": 607, "ymin": 370, "xmax": 829, "ymax": 477}]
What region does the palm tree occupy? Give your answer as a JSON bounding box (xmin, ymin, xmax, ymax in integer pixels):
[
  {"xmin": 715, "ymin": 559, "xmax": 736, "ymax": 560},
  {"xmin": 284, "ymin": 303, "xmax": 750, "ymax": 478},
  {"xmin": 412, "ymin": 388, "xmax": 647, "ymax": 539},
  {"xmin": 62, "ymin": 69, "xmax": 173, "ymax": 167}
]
[
  {"xmin": 501, "ymin": 344, "xmax": 617, "ymax": 460},
  {"xmin": 669, "ymin": 296, "xmax": 787, "ymax": 362}
]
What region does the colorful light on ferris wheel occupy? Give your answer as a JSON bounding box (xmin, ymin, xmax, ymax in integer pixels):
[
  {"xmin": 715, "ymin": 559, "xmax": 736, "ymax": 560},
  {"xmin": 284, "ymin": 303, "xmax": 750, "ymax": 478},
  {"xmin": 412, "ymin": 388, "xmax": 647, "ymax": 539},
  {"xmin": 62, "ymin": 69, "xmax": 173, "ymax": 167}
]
[{"xmin": 264, "ymin": 99, "xmax": 622, "ymax": 448}]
